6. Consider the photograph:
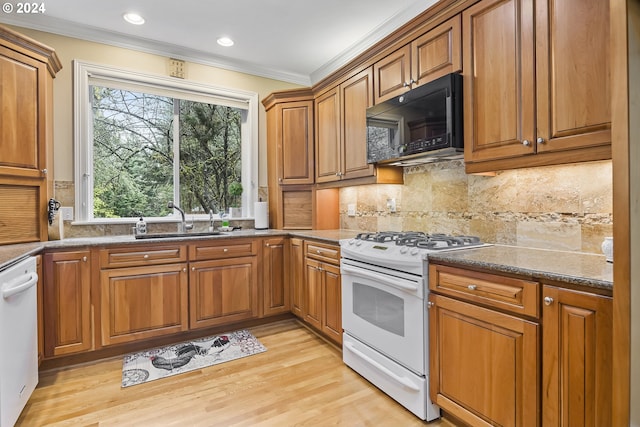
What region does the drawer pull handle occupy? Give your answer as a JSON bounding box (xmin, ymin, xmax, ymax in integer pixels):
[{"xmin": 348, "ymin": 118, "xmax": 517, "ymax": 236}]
[
  {"xmin": 467, "ymin": 284, "xmax": 477, "ymax": 290},
  {"xmin": 223, "ymin": 248, "xmax": 229, "ymax": 252},
  {"xmin": 143, "ymin": 254, "xmax": 149, "ymax": 259},
  {"xmin": 544, "ymin": 296, "xmax": 554, "ymax": 306}
]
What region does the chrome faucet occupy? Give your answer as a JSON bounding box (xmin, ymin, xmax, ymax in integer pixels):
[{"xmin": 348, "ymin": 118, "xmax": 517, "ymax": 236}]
[{"xmin": 167, "ymin": 201, "xmax": 193, "ymax": 233}]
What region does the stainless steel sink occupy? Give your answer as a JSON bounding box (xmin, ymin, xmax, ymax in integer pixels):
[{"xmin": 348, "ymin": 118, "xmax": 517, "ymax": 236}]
[{"xmin": 134, "ymin": 231, "xmax": 223, "ymax": 239}]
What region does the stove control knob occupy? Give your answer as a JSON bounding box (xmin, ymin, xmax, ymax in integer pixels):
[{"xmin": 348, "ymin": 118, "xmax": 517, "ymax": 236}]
[
  {"xmin": 410, "ymin": 248, "xmax": 419, "ymax": 256},
  {"xmin": 348, "ymin": 239, "xmax": 355, "ymax": 245},
  {"xmin": 355, "ymin": 240, "xmax": 362, "ymax": 246},
  {"xmin": 399, "ymin": 246, "xmax": 408, "ymax": 254}
]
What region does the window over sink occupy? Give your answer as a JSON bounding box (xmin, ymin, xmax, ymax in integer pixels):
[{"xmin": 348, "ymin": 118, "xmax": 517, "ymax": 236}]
[{"xmin": 73, "ymin": 60, "xmax": 258, "ymax": 223}]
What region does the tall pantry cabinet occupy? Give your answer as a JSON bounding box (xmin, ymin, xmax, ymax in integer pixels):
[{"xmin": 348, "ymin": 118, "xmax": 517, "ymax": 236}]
[{"xmin": 0, "ymin": 25, "xmax": 61, "ymax": 245}]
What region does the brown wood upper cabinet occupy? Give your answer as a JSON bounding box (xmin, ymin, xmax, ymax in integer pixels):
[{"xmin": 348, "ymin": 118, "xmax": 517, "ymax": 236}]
[
  {"xmin": 0, "ymin": 25, "xmax": 62, "ymax": 245},
  {"xmin": 373, "ymin": 15, "xmax": 461, "ymax": 104},
  {"xmin": 463, "ymin": 0, "xmax": 611, "ymax": 173},
  {"xmin": 315, "ymin": 68, "xmax": 403, "ymax": 185}
]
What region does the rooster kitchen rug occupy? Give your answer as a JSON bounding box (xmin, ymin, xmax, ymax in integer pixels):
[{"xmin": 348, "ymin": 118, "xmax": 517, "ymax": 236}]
[{"xmin": 121, "ymin": 329, "xmax": 267, "ymax": 388}]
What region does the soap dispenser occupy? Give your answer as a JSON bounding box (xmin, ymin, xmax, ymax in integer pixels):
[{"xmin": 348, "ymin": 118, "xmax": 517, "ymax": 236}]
[{"xmin": 135, "ymin": 217, "xmax": 147, "ymax": 235}]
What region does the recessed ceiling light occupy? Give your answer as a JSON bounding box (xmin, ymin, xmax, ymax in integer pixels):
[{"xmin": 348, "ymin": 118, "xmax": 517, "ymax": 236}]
[
  {"xmin": 123, "ymin": 12, "xmax": 145, "ymax": 25},
  {"xmin": 217, "ymin": 37, "xmax": 234, "ymax": 47}
]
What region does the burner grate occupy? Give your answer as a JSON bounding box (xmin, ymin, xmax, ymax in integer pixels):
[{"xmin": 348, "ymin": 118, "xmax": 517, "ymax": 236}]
[{"xmin": 355, "ymin": 231, "xmax": 484, "ymax": 249}]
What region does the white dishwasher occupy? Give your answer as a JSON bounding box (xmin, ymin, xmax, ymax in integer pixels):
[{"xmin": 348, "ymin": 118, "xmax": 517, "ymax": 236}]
[{"xmin": 0, "ymin": 256, "xmax": 38, "ymax": 427}]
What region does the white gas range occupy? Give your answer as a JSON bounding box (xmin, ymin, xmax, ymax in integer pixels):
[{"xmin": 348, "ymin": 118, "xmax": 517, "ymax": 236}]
[{"xmin": 339, "ymin": 232, "xmax": 489, "ymax": 421}]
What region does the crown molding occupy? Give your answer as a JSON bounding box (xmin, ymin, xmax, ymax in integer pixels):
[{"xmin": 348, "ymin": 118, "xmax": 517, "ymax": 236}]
[{"xmin": 0, "ymin": 14, "xmax": 312, "ymax": 86}]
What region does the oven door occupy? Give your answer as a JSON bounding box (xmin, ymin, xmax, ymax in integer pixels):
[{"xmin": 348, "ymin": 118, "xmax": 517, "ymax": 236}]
[{"xmin": 340, "ymin": 259, "xmax": 425, "ymax": 375}]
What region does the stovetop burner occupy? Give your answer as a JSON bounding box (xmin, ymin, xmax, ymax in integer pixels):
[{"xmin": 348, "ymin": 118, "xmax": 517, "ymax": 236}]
[{"xmin": 354, "ymin": 231, "xmax": 483, "ymax": 250}]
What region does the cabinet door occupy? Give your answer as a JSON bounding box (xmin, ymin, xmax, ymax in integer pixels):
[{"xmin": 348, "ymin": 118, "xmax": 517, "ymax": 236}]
[
  {"xmin": 289, "ymin": 238, "xmax": 305, "ymax": 318},
  {"xmin": 315, "ymin": 87, "xmax": 341, "ymax": 183},
  {"xmin": 535, "ymin": 0, "xmax": 610, "ymax": 153},
  {"xmin": 340, "ymin": 68, "xmax": 375, "ymax": 180},
  {"xmin": 373, "ymin": 45, "xmax": 411, "ymax": 104},
  {"xmin": 189, "ymin": 257, "xmax": 259, "ymax": 329},
  {"xmin": 262, "ymin": 237, "xmax": 290, "ymax": 316},
  {"xmin": 304, "ymin": 258, "xmax": 323, "ymax": 330},
  {"xmin": 429, "ymin": 293, "xmax": 539, "ymax": 427},
  {"xmin": 463, "ymin": 0, "xmax": 536, "ymax": 163},
  {"xmin": 0, "ymin": 46, "xmax": 44, "ymax": 177},
  {"xmin": 278, "ymin": 100, "xmax": 314, "ymax": 184},
  {"xmin": 411, "ymin": 15, "xmax": 462, "ymax": 86},
  {"xmin": 542, "ymin": 286, "xmax": 612, "ymax": 427},
  {"xmin": 43, "ymin": 251, "xmax": 92, "ymax": 356},
  {"xmin": 100, "ymin": 264, "xmax": 188, "ymax": 346},
  {"xmin": 321, "ymin": 262, "xmax": 342, "ymax": 344}
]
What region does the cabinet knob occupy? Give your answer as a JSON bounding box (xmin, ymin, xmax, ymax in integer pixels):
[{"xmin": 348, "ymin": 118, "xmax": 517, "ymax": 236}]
[
  {"xmin": 278, "ymin": 178, "xmax": 283, "ymax": 182},
  {"xmin": 522, "ymin": 139, "xmax": 531, "ymax": 146},
  {"xmin": 537, "ymin": 137, "xmax": 545, "ymax": 144},
  {"xmin": 544, "ymin": 296, "xmax": 554, "ymax": 306},
  {"xmin": 467, "ymin": 284, "xmax": 477, "ymax": 291},
  {"xmin": 223, "ymin": 248, "xmax": 229, "ymax": 252},
  {"xmin": 183, "ymin": 267, "xmax": 187, "ymax": 273},
  {"xmin": 427, "ymin": 301, "xmax": 434, "ymax": 309},
  {"xmin": 191, "ymin": 267, "xmax": 195, "ymax": 271},
  {"xmin": 266, "ymin": 243, "xmax": 270, "ymax": 247},
  {"xmin": 82, "ymin": 256, "xmax": 87, "ymax": 262},
  {"xmin": 143, "ymin": 254, "xmax": 149, "ymax": 259},
  {"xmin": 41, "ymin": 168, "xmax": 48, "ymax": 175}
]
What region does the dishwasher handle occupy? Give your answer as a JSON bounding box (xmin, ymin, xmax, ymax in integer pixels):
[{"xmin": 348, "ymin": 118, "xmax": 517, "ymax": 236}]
[{"xmin": 2, "ymin": 272, "xmax": 38, "ymax": 299}]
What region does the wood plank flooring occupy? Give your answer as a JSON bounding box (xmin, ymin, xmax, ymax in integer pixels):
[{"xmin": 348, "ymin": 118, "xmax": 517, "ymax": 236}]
[{"xmin": 17, "ymin": 319, "xmax": 455, "ymax": 426}]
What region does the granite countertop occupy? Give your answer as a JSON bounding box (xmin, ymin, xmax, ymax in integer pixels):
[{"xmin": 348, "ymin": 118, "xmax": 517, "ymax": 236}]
[
  {"xmin": 1, "ymin": 232, "xmax": 614, "ymax": 293},
  {"xmin": 426, "ymin": 244, "xmax": 613, "ymax": 291},
  {"xmin": 0, "ymin": 228, "xmax": 360, "ymax": 269}
]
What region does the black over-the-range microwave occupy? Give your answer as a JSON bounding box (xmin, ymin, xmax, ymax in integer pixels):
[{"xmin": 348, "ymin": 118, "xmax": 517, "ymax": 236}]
[{"xmin": 366, "ymin": 72, "xmax": 462, "ymax": 165}]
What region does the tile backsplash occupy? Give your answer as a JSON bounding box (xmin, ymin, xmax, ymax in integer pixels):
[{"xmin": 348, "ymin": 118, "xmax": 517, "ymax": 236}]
[{"xmin": 339, "ymin": 160, "xmax": 612, "ymax": 254}]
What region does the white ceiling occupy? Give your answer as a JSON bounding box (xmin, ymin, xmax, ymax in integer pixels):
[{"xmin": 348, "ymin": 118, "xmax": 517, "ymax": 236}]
[{"xmin": 0, "ymin": 0, "xmax": 438, "ymax": 86}]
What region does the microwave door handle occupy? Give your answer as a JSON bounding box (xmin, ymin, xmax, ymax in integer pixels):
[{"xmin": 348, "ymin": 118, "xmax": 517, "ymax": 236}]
[
  {"xmin": 340, "ymin": 264, "xmax": 418, "ymax": 292},
  {"xmin": 344, "ymin": 341, "xmax": 420, "ymax": 391},
  {"xmin": 2, "ymin": 272, "xmax": 38, "ymax": 299}
]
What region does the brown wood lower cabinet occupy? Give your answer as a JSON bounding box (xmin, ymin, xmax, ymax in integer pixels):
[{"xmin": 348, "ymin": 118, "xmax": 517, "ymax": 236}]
[
  {"xmin": 542, "ymin": 285, "xmax": 613, "ymax": 427},
  {"xmin": 304, "ymin": 241, "xmax": 342, "ymax": 344},
  {"xmin": 289, "ymin": 238, "xmax": 305, "ymax": 318},
  {"xmin": 43, "ymin": 250, "xmax": 92, "ymax": 357},
  {"xmin": 189, "ymin": 257, "xmax": 259, "ymax": 329},
  {"xmin": 262, "ymin": 237, "xmax": 289, "ymax": 316},
  {"xmin": 99, "ymin": 263, "xmax": 189, "ymax": 346},
  {"xmin": 429, "ymin": 262, "xmax": 613, "ymax": 427},
  {"xmin": 429, "ymin": 293, "xmax": 539, "ymax": 427}
]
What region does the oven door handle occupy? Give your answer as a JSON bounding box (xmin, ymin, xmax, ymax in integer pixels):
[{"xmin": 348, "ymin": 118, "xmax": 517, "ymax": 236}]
[
  {"xmin": 340, "ymin": 264, "xmax": 419, "ymax": 292},
  {"xmin": 344, "ymin": 341, "xmax": 420, "ymax": 391}
]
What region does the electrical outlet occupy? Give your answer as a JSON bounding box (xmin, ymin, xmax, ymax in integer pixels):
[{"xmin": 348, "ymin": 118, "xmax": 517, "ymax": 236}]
[
  {"xmin": 60, "ymin": 206, "xmax": 74, "ymax": 221},
  {"xmin": 386, "ymin": 198, "xmax": 396, "ymax": 213},
  {"xmin": 347, "ymin": 204, "xmax": 356, "ymax": 217},
  {"xmin": 168, "ymin": 58, "xmax": 185, "ymax": 78}
]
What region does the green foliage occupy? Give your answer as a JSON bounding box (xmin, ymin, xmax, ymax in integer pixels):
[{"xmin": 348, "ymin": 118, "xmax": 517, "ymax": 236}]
[{"xmin": 91, "ymin": 87, "xmax": 242, "ymax": 218}]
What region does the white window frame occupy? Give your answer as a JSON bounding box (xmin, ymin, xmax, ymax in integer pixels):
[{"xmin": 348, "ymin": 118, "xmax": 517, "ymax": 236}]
[{"xmin": 73, "ymin": 60, "xmax": 259, "ymax": 224}]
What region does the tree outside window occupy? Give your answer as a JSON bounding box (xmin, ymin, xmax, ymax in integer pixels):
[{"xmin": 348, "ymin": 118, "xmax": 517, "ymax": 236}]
[{"xmin": 91, "ymin": 87, "xmax": 242, "ymax": 219}]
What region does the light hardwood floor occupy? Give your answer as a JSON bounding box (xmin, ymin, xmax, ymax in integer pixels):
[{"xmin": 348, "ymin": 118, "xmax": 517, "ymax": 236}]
[{"xmin": 18, "ymin": 320, "xmax": 455, "ymax": 426}]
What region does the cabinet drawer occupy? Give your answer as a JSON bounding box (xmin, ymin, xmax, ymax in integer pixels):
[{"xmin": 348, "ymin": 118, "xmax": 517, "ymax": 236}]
[
  {"xmin": 189, "ymin": 239, "xmax": 258, "ymax": 261},
  {"xmin": 305, "ymin": 241, "xmax": 340, "ymax": 264},
  {"xmin": 429, "ymin": 264, "xmax": 539, "ymax": 318},
  {"xmin": 100, "ymin": 244, "xmax": 187, "ymax": 268}
]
